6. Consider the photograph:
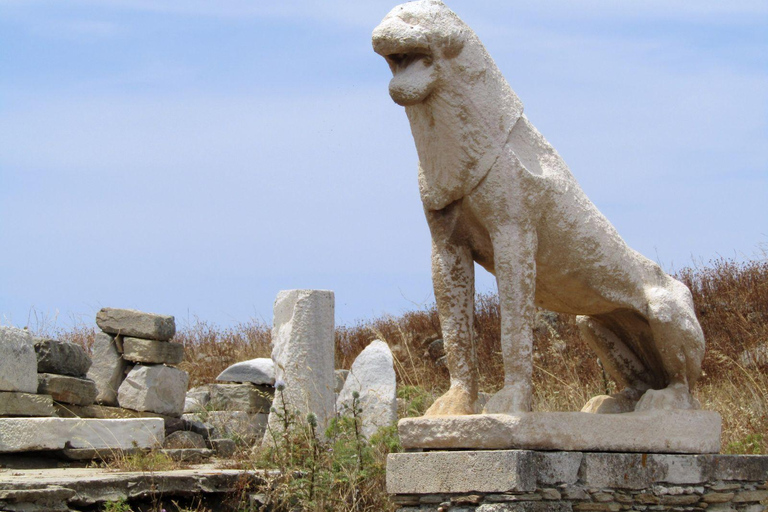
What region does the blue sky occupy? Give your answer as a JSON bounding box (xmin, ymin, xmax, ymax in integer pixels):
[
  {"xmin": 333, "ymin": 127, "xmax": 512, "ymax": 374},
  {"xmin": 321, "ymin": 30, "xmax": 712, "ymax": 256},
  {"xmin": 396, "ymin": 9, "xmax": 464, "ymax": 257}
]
[{"xmin": 1, "ymin": 1, "xmax": 766, "ymax": 331}]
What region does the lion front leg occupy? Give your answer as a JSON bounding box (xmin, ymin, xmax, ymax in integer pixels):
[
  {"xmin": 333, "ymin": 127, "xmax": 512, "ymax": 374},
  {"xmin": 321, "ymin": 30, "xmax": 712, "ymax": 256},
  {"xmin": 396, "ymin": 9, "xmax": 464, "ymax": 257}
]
[
  {"xmin": 424, "ymin": 238, "xmax": 478, "ymax": 416},
  {"xmin": 483, "ymin": 224, "xmax": 536, "ymax": 414}
]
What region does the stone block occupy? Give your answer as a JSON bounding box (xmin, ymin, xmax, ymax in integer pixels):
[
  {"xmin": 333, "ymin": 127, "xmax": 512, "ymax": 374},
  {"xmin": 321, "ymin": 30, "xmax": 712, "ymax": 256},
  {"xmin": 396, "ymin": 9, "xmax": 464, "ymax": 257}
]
[
  {"xmin": 711, "ymin": 454, "xmax": 768, "ymax": 481},
  {"xmin": 117, "ymin": 365, "xmax": 188, "ymax": 417},
  {"xmin": 184, "ymin": 386, "xmax": 211, "ymax": 413},
  {"xmin": 580, "ymin": 453, "xmax": 714, "ymax": 489},
  {"xmin": 477, "ymin": 504, "xmax": 573, "ymax": 512},
  {"xmin": 37, "ymin": 374, "xmax": 97, "ymax": 406},
  {"xmin": 211, "ymin": 438, "xmax": 237, "ymax": 457},
  {"xmin": 0, "ymin": 391, "xmax": 54, "ymax": 417},
  {"xmin": 163, "ymin": 430, "xmax": 206, "ymax": 449},
  {"xmin": 216, "ymin": 358, "xmax": 275, "ymax": 385},
  {"xmin": 337, "ymin": 339, "xmax": 397, "ymax": 438},
  {"xmin": 122, "ymin": 337, "xmax": 184, "ymax": 365},
  {"xmin": 96, "ymin": 308, "xmax": 175, "ymax": 341},
  {"xmin": 397, "ymin": 410, "xmax": 721, "ymax": 454},
  {"xmin": 34, "ymin": 338, "xmax": 91, "ymax": 378},
  {"xmin": 0, "ymin": 326, "xmax": 38, "ymax": 393},
  {"xmin": 386, "ymin": 451, "xmax": 536, "ymax": 495},
  {"xmin": 265, "ymin": 290, "xmax": 335, "ymax": 440},
  {"xmin": 334, "ymin": 369, "xmax": 349, "ymax": 393},
  {"xmin": 160, "ymin": 448, "xmax": 213, "ymax": 463},
  {"xmin": 208, "ymin": 383, "xmax": 273, "ymax": 413},
  {"xmin": 181, "ymin": 414, "xmax": 218, "ymax": 439},
  {"xmin": 534, "ymin": 452, "xmax": 582, "ymax": 486},
  {"xmin": 87, "ymin": 332, "xmax": 126, "ymax": 406},
  {"xmin": 0, "ymin": 417, "xmax": 164, "ymax": 452},
  {"xmin": 201, "ymin": 411, "xmax": 268, "ymax": 443}
]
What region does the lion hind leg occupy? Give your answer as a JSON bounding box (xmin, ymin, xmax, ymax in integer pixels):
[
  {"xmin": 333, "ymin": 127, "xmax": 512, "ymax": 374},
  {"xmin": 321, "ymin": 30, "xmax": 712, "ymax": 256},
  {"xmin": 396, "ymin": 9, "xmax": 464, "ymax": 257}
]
[
  {"xmin": 635, "ymin": 281, "xmax": 705, "ymax": 411},
  {"xmin": 576, "ymin": 315, "xmax": 654, "ymax": 413}
]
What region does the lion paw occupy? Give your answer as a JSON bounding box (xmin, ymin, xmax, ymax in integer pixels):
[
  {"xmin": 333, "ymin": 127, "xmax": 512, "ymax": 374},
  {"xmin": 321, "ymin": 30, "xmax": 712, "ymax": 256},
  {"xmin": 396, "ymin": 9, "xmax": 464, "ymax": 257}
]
[
  {"xmin": 482, "ymin": 383, "xmax": 532, "ymax": 414},
  {"xmin": 424, "ymin": 386, "xmax": 476, "ymax": 416},
  {"xmin": 581, "ymin": 393, "xmax": 637, "ymax": 414},
  {"xmin": 635, "ymin": 385, "xmax": 700, "ymax": 411}
]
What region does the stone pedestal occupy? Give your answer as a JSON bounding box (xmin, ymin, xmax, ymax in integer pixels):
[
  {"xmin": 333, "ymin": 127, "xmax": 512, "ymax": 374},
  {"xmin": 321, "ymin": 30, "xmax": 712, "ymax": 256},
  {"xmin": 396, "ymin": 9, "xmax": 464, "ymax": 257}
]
[
  {"xmin": 398, "ymin": 410, "xmax": 722, "ymax": 454},
  {"xmin": 388, "ymin": 450, "xmax": 768, "ymax": 511}
]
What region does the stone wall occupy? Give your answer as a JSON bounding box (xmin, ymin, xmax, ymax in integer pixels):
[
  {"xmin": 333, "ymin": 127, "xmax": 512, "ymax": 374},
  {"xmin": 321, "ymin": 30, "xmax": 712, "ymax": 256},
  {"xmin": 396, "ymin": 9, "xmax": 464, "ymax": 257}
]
[{"xmin": 389, "ymin": 451, "xmax": 768, "ymax": 512}]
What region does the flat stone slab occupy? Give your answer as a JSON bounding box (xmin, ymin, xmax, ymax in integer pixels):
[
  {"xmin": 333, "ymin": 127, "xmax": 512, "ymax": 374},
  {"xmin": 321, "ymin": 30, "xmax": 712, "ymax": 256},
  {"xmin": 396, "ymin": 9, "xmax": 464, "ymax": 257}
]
[
  {"xmin": 122, "ymin": 337, "xmax": 184, "ymax": 365},
  {"xmin": 398, "ymin": 410, "xmax": 721, "ymax": 454},
  {"xmin": 0, "ymin": 391, "xmax": 54, "ymax": 417},
  {"xmin": 38, "ymin": 373, "xmax": 98, "ymax": 406},
  {"xmin": 0, "ymin": 418, "xmax": 164, "ymax": 453},
  {"xmin": 387, "ymin": 450, "xmax": 768, "ymax": 494},
  {"xmin": 96, "ymin": 308, "xmax": 176, "ymax": 341},
  {"xmin": 0, "ymin": 466, "xmax": 265, "ymax": 508}
]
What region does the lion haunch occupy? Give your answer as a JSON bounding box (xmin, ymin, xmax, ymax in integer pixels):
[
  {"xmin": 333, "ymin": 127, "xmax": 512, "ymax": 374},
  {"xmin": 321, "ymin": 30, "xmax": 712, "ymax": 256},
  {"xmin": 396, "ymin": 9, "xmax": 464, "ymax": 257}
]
[{"xmin": 373, "ymin": 0, "xmax": 705, "ymax": 416}]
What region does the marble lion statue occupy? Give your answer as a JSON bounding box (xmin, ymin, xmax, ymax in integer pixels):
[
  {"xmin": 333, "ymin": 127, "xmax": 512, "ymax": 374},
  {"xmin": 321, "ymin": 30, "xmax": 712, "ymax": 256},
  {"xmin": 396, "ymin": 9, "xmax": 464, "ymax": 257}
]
[{"xmin": 372, "ymin": 0, "xmax": 705, "ymax": 416}]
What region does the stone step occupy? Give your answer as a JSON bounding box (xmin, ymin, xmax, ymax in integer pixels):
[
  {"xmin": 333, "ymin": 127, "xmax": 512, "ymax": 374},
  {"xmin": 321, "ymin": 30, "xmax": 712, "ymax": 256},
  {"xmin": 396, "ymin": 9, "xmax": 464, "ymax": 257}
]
[{"xmin": 0, "ymin": 417, "xmax": 164, "ymax": 453}]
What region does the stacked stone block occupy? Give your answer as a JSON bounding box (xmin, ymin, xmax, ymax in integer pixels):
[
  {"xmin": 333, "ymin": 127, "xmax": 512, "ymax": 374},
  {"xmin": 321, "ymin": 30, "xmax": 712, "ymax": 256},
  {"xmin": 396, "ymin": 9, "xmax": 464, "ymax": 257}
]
[
  {"xmin": 0, "ymin": 326, "xmax": 54, "ymax": 417},
  {"xmin": 88, "ymin": 308, "xmax": 188, "ymax": 417},
  {"xmin": 182, "ymin": 363, "xmax": 274, "ymax": 445},
  {"xmin": 36, "ymin": 337, "xmax": 97, "ymax": 407}
]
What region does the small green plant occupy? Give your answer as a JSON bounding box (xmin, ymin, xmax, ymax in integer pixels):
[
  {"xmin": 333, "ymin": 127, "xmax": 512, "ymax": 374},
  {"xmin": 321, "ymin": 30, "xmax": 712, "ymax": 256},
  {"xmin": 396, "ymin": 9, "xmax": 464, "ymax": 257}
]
[
  {"xmin": 726, "ymin": 433, "xmax": 764, "ymax": 455},
  {"xmin": 103, "ymin": 498, "xmax": 133, "ymax": 512},
  {"xmin": 254, "ymin": 382, "xmax": 399, "ymax": 511},
  {"xmin": 397, "ymin": 385, "xmax": 434, "ymax": 417}
]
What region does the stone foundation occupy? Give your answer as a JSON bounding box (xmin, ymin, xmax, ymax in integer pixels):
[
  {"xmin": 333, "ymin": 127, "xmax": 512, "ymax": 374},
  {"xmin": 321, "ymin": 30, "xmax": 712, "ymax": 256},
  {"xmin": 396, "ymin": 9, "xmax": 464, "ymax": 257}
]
[{"xmin": 388, "ymin": 450, "xmax": 768, "ymax": 511}]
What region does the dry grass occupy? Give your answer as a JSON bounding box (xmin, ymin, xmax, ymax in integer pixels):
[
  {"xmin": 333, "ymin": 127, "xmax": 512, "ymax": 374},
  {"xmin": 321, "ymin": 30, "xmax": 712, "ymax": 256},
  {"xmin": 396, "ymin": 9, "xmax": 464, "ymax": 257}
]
[{"xmin": 41, "ymin": 258, "xmax": 766, "ymax": 455}]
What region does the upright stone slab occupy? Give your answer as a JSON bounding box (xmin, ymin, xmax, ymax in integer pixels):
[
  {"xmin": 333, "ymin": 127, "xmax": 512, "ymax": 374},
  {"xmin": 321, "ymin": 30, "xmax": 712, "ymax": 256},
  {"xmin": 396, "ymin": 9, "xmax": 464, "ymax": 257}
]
[
  {"xmin": 0, "ymin": 326, "xmax": 38, "ymax": 393},
  {"xmin": 87, "ymin": 332, "xmax": 127, "ymax": 406},
  {"xmin": 34, "ymin": 339, "xmax": 92, "ymax": 377},
  {"xmin": 96, "ymin": 308, "xmax": 176, "ymax": 341},
  {"xmin": 337, "ymin": 340, "xmax": 397, "ymax": 438},
  {"xmin": 117, "ymin": 365, "xmax": 188, "ymax": 417},
  {"xmin": 265, "ymin": 290, "xmax": 335, "ymax": 441}
]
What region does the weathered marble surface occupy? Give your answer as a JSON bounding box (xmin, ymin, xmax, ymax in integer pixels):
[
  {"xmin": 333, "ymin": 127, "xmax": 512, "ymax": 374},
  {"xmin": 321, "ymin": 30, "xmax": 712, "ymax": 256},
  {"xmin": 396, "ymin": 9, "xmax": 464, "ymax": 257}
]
[
  {"xmin": 0, "ymin": 326, "xmax": 38, "ymax": 394},
  {"xmin": 397, "ymin": 410, "xmax": 721, "ymax": 453},
  {"xmin": 337, "ymin": 340, "xmax": 397, "ymax": 438},
  {"xmin": 373, "ymin": 0, "xmax": 706, "ymax": 417},
  {"xmin": 264, "ymin": 290, "xmax": 335, "ymax": 441},
  {"xmin": 96, "ymin": 308, "xmax": 176, "ymax": 341},
  {"xmin": 0, "ymin": 418, "xmax": 163, "ymax": 452}
]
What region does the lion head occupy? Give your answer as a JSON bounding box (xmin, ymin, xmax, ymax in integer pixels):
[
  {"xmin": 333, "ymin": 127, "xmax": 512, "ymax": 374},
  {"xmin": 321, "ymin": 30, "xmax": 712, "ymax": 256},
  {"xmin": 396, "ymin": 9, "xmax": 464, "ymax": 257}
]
[{"xmin": 373, "ymin": 1, "xmax": 525, "ymax": 210}]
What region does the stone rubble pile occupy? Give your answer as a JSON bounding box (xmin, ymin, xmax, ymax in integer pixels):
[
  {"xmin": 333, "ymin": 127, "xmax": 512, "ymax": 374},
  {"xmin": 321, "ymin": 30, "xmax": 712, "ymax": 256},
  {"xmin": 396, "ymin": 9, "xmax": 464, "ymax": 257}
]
[
  {"xmin": 182, "ymin": 357, "xmax": 275, "ymax": 446},
  {"xmin": 88, "ymin": 308, "xmax": 188, "ymax": 417},
  {"xmin": 0, "ymin": 325, "xmax": 163, "ymax": 455},
  {"xmin": 0, "ymin": 325, "xmax": 99, "ymax": 417}
]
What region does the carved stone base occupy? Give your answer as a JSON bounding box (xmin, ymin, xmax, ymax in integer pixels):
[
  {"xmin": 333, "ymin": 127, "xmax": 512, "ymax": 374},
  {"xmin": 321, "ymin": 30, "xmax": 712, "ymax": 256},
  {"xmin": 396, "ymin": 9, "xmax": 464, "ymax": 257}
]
[
  {"xmin": 387, "ymin": 450, "xmax": 768, "ymax": 510},
  {"xmin": 398, "ymin": 410, "xmax": 721, "ymax": 454}
]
